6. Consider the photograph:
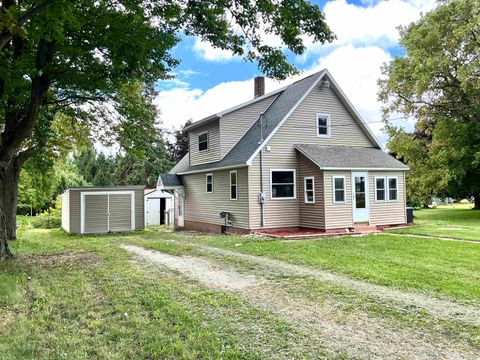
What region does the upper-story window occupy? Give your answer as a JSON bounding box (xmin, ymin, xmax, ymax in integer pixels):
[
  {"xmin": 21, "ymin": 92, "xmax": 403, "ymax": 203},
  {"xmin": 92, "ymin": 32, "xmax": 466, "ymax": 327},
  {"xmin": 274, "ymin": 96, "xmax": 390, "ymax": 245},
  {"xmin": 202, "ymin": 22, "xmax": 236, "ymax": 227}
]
[
  {"xmin": 198, "ymin": 132, "xmax": 208, "ymax": 151},
  {"xmin": 316, "ymin": 113, "xmax": 331, "ymax": 137}
]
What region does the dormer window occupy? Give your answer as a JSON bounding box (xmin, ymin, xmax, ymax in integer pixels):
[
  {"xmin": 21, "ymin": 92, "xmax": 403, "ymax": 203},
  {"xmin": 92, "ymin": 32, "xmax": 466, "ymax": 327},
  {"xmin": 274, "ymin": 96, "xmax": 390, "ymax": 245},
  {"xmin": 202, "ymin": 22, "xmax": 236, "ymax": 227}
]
[
  {"xmin": 198, "ymin": 132, "xmax": 208, "ymax": 151},
  {"xmin": 316, "ymin": 114, "xmax": 330, "ymax": 137}
]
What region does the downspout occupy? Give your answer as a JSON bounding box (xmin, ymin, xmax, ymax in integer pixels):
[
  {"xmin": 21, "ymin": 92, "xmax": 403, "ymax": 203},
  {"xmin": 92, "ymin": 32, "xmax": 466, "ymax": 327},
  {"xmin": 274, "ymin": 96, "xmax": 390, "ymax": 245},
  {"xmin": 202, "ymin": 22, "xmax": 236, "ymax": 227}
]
[
  {"xmin": 260, "ymin": 148, "xmax": 265, "ymax": 227},
  {"xmin": 258, "ymin": 112, "xmax": 265, "ymax": 227}
]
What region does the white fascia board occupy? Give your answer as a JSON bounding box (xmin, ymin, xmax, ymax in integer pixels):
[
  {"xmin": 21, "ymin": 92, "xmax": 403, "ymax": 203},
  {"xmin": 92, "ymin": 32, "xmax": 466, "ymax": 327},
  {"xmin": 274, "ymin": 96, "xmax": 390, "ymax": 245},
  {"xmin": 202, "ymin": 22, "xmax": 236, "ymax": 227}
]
[
  {"xmin": 246, "ymin": 70, "xmax": 327, "ymax": 165},
  {"xmin": 177, "ymin": 164, "xmax": 248, "ymax": 175},
  {"xmin": 321, "ymin": 167, "xmax": 409, "ymax": 171},
  {"xmin": 323, "ymin": 70, "xmax": 384, "ymax": 151}
]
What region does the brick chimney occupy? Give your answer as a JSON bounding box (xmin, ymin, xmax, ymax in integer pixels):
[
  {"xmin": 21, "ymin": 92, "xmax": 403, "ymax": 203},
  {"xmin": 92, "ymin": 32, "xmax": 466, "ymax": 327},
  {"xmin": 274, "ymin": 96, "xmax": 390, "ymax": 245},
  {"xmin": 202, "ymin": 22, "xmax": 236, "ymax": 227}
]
[{"xmin": 254, "ymin": 76, "xmax": 265, "ymax": 98}]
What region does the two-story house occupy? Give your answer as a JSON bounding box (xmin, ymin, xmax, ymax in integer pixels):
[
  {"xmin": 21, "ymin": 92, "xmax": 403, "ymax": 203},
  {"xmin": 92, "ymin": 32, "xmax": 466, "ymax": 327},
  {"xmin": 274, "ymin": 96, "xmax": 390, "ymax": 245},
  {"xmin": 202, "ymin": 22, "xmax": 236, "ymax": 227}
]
[{"xmin": 158, "ymin": 69, "xmax": 409, "ymax": 234}]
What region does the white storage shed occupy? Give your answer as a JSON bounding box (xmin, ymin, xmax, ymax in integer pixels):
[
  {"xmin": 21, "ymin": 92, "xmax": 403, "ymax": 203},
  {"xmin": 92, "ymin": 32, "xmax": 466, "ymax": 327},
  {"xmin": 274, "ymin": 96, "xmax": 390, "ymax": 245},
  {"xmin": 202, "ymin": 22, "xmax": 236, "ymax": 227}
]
[{"xmin": 144, "ymin": 188, "xmax": 173, "ymax": 226}]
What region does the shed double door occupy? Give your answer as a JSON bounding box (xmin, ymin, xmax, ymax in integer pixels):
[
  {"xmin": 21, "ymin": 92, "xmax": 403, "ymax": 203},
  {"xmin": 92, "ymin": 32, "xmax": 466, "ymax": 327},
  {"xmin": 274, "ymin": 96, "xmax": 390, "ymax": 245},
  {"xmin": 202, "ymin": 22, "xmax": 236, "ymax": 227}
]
[{"xmin": 82, "ymin": 192, "xmax": 134, "ymax": 234}]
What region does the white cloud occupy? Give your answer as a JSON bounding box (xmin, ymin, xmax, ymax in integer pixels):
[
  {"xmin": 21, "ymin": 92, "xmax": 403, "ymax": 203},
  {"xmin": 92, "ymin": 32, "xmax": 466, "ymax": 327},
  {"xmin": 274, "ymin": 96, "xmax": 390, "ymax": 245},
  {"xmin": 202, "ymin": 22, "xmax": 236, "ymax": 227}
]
[
  {"xmin": 297, "ymin": 0, "xmax": 436, "ymax": 61},
  {"xmin": 155, "ymin": 45, "xmax": 393, "ymax": 144},
  {"xmin": 192, "ymin": 38, "xmax": 240, "ymax": 62}
]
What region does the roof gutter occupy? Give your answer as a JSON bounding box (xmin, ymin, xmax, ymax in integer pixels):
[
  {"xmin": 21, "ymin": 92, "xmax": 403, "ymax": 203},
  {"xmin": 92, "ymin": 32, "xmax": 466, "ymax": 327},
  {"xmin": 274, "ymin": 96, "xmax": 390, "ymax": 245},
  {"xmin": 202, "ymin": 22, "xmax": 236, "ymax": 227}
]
[{"xmin": 177, "ymin": 163, "xmax": 248, "ymax": 175}]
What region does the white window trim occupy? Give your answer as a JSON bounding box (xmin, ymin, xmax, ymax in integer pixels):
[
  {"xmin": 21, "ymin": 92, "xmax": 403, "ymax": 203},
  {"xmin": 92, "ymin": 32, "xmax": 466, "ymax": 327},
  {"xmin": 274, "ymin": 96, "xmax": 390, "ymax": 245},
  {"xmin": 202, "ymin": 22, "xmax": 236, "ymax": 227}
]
[
  {"xmin": 230, "ymin": 170, "xmax": 238, "ymax": 200},
  {"xmin": 316, "ymin": 113, "xmax": 331, "ymax": 138},
  {"xmin": 206, "ymin": 173, "xmax": 213, "ymax": 193},
  {"xmin": 374, "ymin": 176, "xmax": 387, "ymax": 202},
  {"xmin": 387, "ymin": 176, "xmax": 399, "ymax": 202},
  {"xmin": 270, "ymin": 169, "xmax": 296, "ymax": 200},
  {"xmin": 332, "ymin": 176, "xmax": 346, "ymax": 204},
  {"xmin": 198, "ymin": 131, "xmax": 209, "ymax": 152},
  {"xmin": 304, "ymin": 176, "xmax": 315, "ymax": 204}
]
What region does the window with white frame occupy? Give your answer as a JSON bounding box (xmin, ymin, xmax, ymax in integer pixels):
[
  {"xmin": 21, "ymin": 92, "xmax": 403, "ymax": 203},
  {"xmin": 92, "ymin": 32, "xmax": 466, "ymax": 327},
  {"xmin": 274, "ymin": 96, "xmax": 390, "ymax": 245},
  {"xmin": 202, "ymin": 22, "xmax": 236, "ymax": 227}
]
[
  {"xmin": 316, "ymin": 113, "xmax": 330, "ymax": 137},
  {"xmin": 375, "ymin": 177, "xmax": 386, "ymax": 202},
  {"xmin": 333, "ymin": 176, "xmax": 345, "ymax": 203},
  {"xmin": 271, "ymin": 170, "xmax": 296, "ymax": 199},
  {"xmin": 304, "ymin": 177, "xmax": 315, "ymax": 203},
  {"xmin": 206, "ymin": 173, "xmax": 213, "ymax": 193},
  {"xmin": 198, "ymin": 132, "xmax": 208, "ymax": 151},
  {"xmin": 388, "ymin": 177, "xmax": 398, "ymax": 201},
  {"xmin": 230, "ymin": 170, "xmax": 238, "ymax": 200}
]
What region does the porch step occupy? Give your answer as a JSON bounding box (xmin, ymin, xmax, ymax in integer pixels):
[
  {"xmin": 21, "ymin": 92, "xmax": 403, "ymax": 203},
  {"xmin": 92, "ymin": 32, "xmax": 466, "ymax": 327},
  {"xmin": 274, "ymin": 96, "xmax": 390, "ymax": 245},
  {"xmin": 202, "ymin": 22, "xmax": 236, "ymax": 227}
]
[{"xmin": 354, "ymin": 225, "xmax": 380, "ymax": 233}]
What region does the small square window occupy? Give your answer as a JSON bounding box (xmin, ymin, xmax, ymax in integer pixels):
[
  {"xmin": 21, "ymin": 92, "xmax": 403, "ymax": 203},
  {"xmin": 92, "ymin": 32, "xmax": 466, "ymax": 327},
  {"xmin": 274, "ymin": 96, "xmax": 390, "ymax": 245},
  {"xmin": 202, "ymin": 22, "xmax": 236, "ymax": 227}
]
[
  {"xmin": 206, "ymin": 173, "xmax": 213, "ymax": 193},
  {"xmin": 317, "ymin": 114, "xmax": 330, "ymax": 137},
  {"xmin": 198, "ymin": 132, "xmax": 208, "ymax": 151}
]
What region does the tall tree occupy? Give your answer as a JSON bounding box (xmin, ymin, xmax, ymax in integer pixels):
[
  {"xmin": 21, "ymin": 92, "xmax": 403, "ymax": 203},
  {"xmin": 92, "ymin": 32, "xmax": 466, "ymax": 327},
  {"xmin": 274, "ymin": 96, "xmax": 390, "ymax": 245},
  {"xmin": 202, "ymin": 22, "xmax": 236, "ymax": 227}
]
[
  {"xmin": 0, "ymin": 0, "xmax": 334, "ymax": 258},
  {"xmin": 378, "ymin": 0, "xmax": 480, "ymax": 209},
  {"xmin": 167, "ymin": 120, "xmax": 192, "ymax": 163}
]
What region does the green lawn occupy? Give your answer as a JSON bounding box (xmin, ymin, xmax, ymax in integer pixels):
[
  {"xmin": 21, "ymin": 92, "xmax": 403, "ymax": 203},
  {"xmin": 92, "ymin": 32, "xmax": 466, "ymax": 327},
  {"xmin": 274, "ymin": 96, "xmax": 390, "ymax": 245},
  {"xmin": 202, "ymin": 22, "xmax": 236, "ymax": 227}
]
[
  {"xmin": 161, "ymin": 232, "xmax": 480, "ymax": 303},
  {"xmin": 2, "ymin": 206, "xmax": 480, "ymax": 358},
  {"xmin": 0, "ymin": 229, "xmax": 325, "ymax": 359},
  {"xmin": 387, "ymin": 203, "xmax": 480, "ymax": 240}
]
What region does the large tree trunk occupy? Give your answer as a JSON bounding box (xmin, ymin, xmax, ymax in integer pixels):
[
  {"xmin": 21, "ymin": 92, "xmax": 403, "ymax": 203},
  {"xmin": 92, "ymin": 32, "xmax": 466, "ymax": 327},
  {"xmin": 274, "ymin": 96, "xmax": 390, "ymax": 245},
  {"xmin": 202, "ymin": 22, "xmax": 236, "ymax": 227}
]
[
  {"xmin": 474, "ymin": 193, "xmax": 480, "ymax": 210},
  {"xmin": 1, "ymin": 160, "xmax": 21, "ymax": 240},
  {"xmin": 0, "ymin": 166, "xmax": 15, "ymax": 259}
]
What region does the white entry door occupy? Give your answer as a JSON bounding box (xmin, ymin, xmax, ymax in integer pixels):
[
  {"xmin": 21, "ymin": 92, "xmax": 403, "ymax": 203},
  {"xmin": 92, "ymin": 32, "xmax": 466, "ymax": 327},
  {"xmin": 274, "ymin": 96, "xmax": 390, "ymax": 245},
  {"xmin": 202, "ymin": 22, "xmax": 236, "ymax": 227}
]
[{"xmin": 352, "ymin": 172, "xmax": 369, "ymax": 223}]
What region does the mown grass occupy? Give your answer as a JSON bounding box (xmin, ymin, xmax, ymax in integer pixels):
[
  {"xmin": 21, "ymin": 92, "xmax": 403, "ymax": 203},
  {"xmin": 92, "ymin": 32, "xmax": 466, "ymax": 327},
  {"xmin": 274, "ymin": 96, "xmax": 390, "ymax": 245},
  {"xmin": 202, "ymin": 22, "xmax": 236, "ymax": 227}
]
[
  {"xmin": 387, "ymin": 204, "xmax": 480, "ymax": 240},
  {"xmin": 0, "ymin": 229, "xmax": 327, "ymax": 359},
  {"xmin": 150, "ymin": 232, "xmax": 480, "ymax": 304}
]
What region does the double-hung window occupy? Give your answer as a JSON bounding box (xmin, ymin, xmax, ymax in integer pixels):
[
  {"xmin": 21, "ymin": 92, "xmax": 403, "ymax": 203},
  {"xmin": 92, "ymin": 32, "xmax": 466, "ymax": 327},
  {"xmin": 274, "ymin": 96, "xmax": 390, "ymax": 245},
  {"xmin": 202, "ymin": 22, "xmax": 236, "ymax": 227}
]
[
  {"xmin": 198, "ymin": 132, "xmax": 208, "ymax": 151},
  {"xmin": 375, "ymin": 177, "xmax": 386, "ymax": 202},
  {"xmin": 304, "ymin": 177, "xmax": 315, "ymax": 203},
  {"xmin": 271, "ymin": 170, "xmax": 296, "ymax": 199},
  {"xmin": 388, "ymin": 177, "xmax": 398, "ymax": 201},
  {"xmin": 333, "ymin": 176, "xmax": 345, "ymax": 203},
  {"xmin": 316, "ymin": 113, "xmax": 330, "ymax": 137},
  {"xmin": 230, "ymin": 170, "xmax": 238, "ymax": 200},
  {"xmin": 206, "ymin": 173, "xmax": 213, "ymax": 193},
  {"xmin": 375, "ymin": 176, "xmax": 398, "ymax": 202}
]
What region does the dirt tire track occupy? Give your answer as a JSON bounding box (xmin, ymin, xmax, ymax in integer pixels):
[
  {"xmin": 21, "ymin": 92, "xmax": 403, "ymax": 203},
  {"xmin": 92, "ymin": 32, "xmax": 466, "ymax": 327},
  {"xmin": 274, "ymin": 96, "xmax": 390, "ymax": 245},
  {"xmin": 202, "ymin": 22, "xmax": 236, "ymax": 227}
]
[{"xmin": 121, "ymin": 244, "xmax": 480, "ymax": 360}]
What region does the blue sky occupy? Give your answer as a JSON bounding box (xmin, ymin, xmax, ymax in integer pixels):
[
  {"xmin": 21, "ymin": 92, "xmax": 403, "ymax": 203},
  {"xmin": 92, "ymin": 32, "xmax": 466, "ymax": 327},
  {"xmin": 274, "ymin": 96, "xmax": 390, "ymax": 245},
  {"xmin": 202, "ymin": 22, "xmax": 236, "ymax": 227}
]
[{"xmin": 154, "ymin": 0, "xmax": 435, "ymax": 145}]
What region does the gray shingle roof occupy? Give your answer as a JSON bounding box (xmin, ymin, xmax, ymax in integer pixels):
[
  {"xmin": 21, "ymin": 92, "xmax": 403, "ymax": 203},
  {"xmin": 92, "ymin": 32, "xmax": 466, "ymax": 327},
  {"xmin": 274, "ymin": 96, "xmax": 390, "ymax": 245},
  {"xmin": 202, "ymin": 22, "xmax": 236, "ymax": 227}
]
[
  {"xmin": 172, "ymin": 70, "xmax": 326, "ymax": 174},
  {"xmin": 295, "ymin": 144, "xmax": 409, "ymax": 170},
  {"xmin": 158, "ymin": 173, "xmax": 184, "ymax": 188}
]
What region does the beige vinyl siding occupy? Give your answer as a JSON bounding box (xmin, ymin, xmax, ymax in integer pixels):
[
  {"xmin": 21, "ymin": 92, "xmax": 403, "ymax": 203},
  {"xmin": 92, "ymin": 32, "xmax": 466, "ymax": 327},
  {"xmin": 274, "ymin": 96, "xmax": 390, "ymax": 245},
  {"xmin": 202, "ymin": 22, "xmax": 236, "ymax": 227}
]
[
  {"xmin": 276, "ymin": 83, "xmax": 374, "ymax": 148},
  {"xmin": 298, "ymin": 154, "xmax": 325, "ymax": 229},
  {"xmin": 189, "ymin": 120, "xmax": 220, "ymax": 166},
  {"xmin": 324, "ymin": 171, "xmax": 353, "ymax": 229},
  {"xmin": 369, "ymin": 171, "xmax": 407, "ymax": 226},
  {"xmin": 184, "ymin": 167, "xmax": 249, "ymax": 228},
  {"xmin": 61, "ymin": 191, "xmax": 70, "ymax": 232},
  {"xmin": 249, "ymin": 83, "xmax": 374, "ymax": 228},
  {"xmin": 220, "ymin": 94, "xmax": 278, "ymax": 158},
  {"xmin": 249, "ymin": 156, "xmax": 300, "ymax": 228}
]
